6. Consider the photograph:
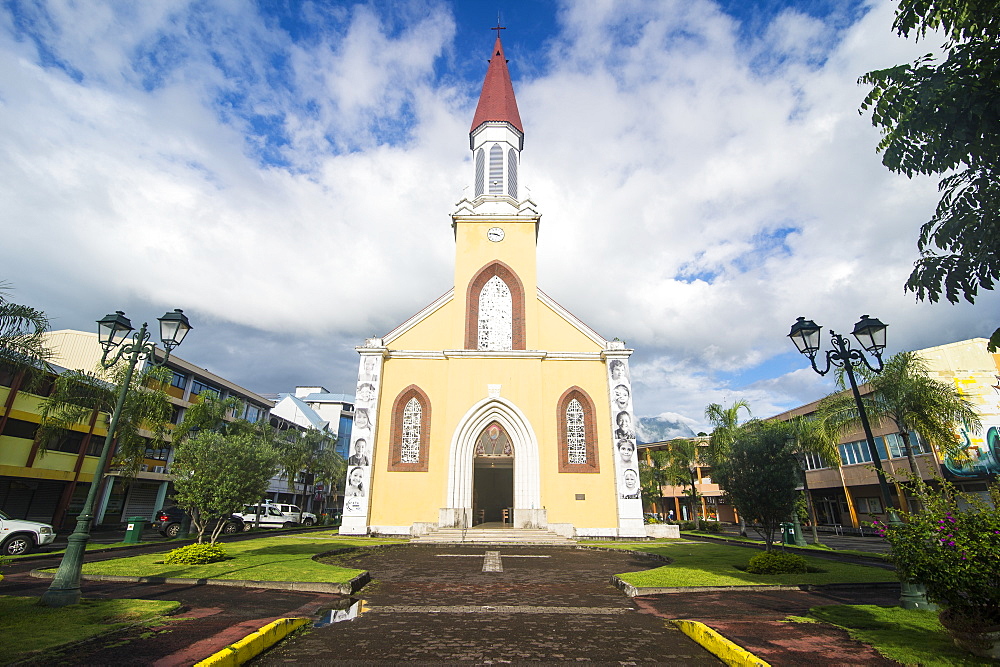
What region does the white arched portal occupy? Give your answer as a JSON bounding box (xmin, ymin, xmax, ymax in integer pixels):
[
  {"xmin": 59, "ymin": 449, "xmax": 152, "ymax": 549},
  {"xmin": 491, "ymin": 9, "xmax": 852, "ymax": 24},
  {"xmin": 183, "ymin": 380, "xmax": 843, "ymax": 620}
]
[{"xmin": 441, "ymin": 397, "xmax": 545, "ymax": 529}]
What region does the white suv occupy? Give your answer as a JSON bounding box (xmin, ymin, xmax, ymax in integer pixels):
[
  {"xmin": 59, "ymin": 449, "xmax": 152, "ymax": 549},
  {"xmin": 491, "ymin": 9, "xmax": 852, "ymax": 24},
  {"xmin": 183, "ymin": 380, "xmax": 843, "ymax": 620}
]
[
  {"xmin": 238, "ymin": 504, "xmax": 292, "ymax": 530},
  {"xmin": 0, "ymin": 509, "xmax": 56, "ymax": 555},
  {"xmin": 273, "ymin": 504, "xmax": 317, "ymax": 526}
]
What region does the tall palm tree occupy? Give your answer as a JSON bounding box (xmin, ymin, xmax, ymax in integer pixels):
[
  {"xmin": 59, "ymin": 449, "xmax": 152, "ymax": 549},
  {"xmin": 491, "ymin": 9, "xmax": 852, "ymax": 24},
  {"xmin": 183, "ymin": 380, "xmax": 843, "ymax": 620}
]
[
  {"xmin": 665, "ymin": 438, "xmax": 702, "ymax": 529},
  {"xmin": 0, "ymin": 283, "xmax": 52, "ymax": 377},
  {"xmin": 824, "ymin": 350, "xmax": 982, "ymax": 511},
  {"xmin": 786, "ymin": 415, "xmax": 842, "ymax": 543},
  {"xmin": 705, "ymin": 400, "xmax": 751, "ymax": 532},
  {"xmin": 639, "ymin": 448, "xmax": 672, "ymax": 518}
]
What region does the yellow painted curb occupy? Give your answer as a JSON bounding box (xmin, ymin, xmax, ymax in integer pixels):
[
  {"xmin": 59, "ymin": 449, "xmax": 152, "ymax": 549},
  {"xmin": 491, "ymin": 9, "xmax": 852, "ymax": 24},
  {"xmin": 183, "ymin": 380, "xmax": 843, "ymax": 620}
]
[
  {"xmin": 671, "ymin": 619, "xmax": 770, "ymax": 667},
  {"xmin": 195, "ymin": 617, "xmax": 310, "ymax": 667}
]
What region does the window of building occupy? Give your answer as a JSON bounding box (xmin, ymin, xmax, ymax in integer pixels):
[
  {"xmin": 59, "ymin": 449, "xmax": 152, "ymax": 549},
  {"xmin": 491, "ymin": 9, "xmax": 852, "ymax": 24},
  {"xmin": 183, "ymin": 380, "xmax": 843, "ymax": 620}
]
[
  {"xmin": 507, "ymin": 148, "xmax": 518, "ymax": 198},
  {"xmin": 884, "ymin": 431, "xmax": 930, "ymax": 458},
  {"xmin": 401, "ymin": 398, "xmax": 421, "ymax": 463},
  {"xmin": 2, "ymin": 417, "xmax": 38, "ymax": 440},
  {"xmin": 48, "ymin": 430, "xmax": 84, "ymax": 454},
  {"xmin": 557, "ymin": 387, "xmax": 599, "ymax": 473},
  {"xmin": 477, "ymin": 275, "xmax": 512, "ymax": 351},
  {"xmin": 244, "ymin": 404, "xmax": 262, "ymax": 423},
  {"xmin": 489, "ymin": 144, "xmax": 503, "ymax": 194},
  {"xmin": 388, "ymin": 385, "xmax": 430, "ymax": 472},
  {"xmin": 169, "ymin": 370, "xmax": 187, "ymax": 390},
  {"xmin": 475, "ymin": 148, "xmax": 485, "ymax": 197},
  {"xmin": 190, "ymin": 379, "xmax": 219, "ymax": 398},
  {"xmin": 566, "ymin": 399, "xmax": 586, "ymax": 464}
]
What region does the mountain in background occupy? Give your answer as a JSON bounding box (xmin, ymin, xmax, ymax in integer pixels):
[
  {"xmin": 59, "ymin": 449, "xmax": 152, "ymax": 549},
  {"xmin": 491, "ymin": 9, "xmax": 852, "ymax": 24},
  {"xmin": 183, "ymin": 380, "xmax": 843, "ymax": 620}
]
[{"xmin": 636, "ymin": 416, "xmax": 696, "ymax": 444}]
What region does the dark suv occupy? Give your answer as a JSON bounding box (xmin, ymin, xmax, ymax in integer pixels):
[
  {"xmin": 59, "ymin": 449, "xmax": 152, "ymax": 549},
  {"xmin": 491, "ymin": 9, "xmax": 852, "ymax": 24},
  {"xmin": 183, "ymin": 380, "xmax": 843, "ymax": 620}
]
[{"xmin": 152, "ymin": 506, "xmax": 244, "ymax": 538}]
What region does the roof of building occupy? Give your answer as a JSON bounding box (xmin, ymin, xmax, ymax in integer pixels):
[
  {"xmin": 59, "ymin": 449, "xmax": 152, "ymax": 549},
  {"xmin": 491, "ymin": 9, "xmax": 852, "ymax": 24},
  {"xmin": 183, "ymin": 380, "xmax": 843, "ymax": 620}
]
[
  {"xmin": 272, "ymin": 394, "xmax": 330, "ymax": 431},
  {"xmin": 291, "ymin": 391, "xmax": 355, "ymax": 405},
  {"xmin": 470, "ymin": 35, "xmax": 523, "ymax": 134}
]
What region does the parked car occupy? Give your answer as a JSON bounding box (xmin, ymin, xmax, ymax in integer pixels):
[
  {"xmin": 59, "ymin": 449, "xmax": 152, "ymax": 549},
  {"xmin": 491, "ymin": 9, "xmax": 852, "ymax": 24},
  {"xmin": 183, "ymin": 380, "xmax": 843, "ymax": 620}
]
[
  {"xmin": 238, "ymin": 504, "xmax": 295, "ymax": 530},
  {"xmin": 272, "ymin": 503, "xmax": 318, "ymax": 526},
  {"xmin": 152, "ymin": 507, "xmax": 244, "ymax": 538},
  {"xmin": 0, "ymin": 509, "xmax": 56, "ymax": 555}
]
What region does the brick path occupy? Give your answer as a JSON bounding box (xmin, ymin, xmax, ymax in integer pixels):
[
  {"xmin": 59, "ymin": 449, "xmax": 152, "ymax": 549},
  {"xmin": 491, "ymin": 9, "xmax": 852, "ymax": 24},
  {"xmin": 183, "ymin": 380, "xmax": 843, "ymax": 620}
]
[{"xmin": 257, "ymin": 545, "xmax": 721, "ymax": 664}]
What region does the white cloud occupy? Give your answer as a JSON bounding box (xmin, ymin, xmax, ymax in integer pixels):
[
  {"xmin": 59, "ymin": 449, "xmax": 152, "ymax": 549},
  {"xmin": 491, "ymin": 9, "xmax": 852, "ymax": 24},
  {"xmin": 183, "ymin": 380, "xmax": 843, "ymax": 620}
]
[{"xmin": 1, "ymin": 0, "xmax": 995, "ymax": 432}]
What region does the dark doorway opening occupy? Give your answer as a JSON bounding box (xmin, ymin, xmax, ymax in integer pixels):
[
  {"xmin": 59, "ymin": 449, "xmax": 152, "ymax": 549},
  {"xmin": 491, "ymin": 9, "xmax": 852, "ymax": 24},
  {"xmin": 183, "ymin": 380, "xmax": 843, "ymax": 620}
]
[{"xmin": 473, "ymin": 461, "xmax": 513, "ymax": 524}]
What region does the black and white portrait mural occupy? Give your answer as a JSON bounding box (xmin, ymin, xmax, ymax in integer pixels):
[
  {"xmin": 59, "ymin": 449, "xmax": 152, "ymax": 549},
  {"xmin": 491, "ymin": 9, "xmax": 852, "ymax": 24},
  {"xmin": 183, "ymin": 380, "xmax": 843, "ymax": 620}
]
[
  {"xmin": 340, "ymin": 341, "xmax": 384, "ymax": 535},
  {"xmin": 605, "ymin": 345, "xmax": 644, "ymax": 535}
]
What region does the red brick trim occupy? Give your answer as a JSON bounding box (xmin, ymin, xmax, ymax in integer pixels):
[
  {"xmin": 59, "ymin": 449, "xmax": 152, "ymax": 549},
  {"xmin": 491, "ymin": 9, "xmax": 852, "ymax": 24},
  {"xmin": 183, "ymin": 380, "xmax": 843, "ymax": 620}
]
[
  {"xmin": 388, "ymin": 384, "xmax": 431, "ymax": 472},
  {"xmin": 464, "ymin": 260, "xmax": 526, "ymax": 350},
  {"xmin": 557, "ymin": 386, "xmax": 600, "ymax": 473}
]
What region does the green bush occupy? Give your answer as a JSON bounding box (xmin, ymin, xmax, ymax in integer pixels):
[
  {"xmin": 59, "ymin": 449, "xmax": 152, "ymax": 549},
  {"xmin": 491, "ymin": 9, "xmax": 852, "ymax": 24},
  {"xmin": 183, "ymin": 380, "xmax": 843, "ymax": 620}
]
[
  {"xmin": 746, "ymin": 551, "xmax": 808, "ymax": 574},
  {"xmin": 701, "ymin": 520, "xmax": 722, "ymax": 533},
  {"xmin": 163, "ymin": 542, "xmax": 228, "ymax": 565},
  {"xmin": 679, "ymin": 521, "xmax": 697, "ymax": 531}
]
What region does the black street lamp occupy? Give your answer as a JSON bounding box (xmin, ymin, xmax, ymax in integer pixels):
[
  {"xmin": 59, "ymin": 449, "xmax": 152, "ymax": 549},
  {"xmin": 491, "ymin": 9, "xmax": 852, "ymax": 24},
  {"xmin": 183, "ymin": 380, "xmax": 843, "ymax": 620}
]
[
  {"xmin": 787, "ymin": 315, "xmax": 895, "ymax": 513},
  {"xmin": 41, "ymin": 309, "xmax": 191, "ymax": 607}
]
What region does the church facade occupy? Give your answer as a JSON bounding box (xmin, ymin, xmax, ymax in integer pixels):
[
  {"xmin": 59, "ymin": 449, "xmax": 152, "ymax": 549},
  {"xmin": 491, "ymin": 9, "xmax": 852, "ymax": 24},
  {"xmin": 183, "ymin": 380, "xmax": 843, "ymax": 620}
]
[{"xmin": 339, "ymin": 34, "xmax": 644, "ymax": 539}]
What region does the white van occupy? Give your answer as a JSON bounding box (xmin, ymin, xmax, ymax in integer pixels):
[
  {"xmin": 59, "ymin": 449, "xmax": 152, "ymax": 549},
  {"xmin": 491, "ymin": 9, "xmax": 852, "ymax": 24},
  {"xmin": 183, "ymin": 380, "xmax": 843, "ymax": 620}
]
[{"xmin": 238, "ymin": 504, "xmax": 292, "ymax": 530}]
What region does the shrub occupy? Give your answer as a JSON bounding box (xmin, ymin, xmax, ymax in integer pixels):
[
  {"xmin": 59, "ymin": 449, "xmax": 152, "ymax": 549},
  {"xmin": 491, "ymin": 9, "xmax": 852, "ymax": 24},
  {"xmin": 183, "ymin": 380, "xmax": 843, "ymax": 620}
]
[
  {"xmin": 701, "ymin": 520, "xmax": 722, "ymax": 533},
  {"xmin": 746, "ymin": 551, "xmax": 808, "ymax": 574},
  {"xmin": 875, "ymin": 479, "xmax": 1000, "ymax": 628},
  {"xmin": 163, "ymin": 542, "xmax": 227, "ymax": 565},
  {"xmin": 679, "ymin": 521, "xmax": 697, "ymax": 531}
]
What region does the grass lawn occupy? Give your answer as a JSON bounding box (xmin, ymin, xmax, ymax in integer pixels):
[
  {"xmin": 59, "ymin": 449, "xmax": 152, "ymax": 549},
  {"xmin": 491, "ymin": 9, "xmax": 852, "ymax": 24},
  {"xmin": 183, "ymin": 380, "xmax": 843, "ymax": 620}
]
[
  {"xmin": 593, "ymin": 540, "xmax": 896, "ymax": 588},
  {"xmin": 809, "ymin": 605, "xmax": 995, "ymax": 666},
  {"xmin": 11, "ymin": 541, "xmax": 153, "ymax": 559},
  {"xmin": 0, "ymin": 596, "xmax": 180, "ymax": 664},
  {"xmin": 680, "ymin": 531, "xmax": 888, "ymax": 559},
  {"xmin": 61, "ymin": 534, "xmax": 405, "ymax": 583}
]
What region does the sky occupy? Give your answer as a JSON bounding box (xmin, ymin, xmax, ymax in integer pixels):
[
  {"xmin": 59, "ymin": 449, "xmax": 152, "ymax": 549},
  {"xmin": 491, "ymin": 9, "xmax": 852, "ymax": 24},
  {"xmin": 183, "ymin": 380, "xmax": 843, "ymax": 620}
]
[{"xmin": 1, "ymin": 0, "xmax": 995, "ymax": 436}]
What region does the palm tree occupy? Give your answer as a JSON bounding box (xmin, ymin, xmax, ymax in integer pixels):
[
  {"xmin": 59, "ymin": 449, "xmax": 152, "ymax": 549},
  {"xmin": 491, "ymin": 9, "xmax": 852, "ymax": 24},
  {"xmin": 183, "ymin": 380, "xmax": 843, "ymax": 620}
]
[
  {"xmin": 639, "ymin": 448, "xmax": 672, "ymax": 518},
  {"xmin": 825, "ymin": 350, "xmax": 982, "ymax": 510},
  {"xmin": 705, "ymin": 400, "xmax": 751, "ymax": 532},
  {"xmin": 665, "ymin": 438, "xmax": 702, "ymax": 529},
  {"xmin": 0, "ymin": 283, "xmax": 52, "ymax": 379},
  {"xmin": 786, "ymin": 415, "xmax": 842, "ymax": 543}
]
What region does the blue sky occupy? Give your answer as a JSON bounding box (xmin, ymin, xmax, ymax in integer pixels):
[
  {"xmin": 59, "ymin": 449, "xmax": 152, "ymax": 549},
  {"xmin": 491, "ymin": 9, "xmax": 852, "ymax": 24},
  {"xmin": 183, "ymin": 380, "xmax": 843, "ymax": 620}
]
[{"xmin": 1, "ymin": 0, "xmax": 994, "ymax": 434}]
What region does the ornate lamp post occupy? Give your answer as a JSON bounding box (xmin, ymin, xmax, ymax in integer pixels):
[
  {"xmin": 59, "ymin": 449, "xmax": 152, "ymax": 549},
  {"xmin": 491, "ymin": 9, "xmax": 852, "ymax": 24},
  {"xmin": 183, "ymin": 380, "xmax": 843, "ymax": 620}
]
[
  {"xmin": 41, "ymin": 309, "xmax": 191, "ymax": 607},
  {"xmin": 787, "ymin": 314, "xmax": 895, "ymax": 513}
]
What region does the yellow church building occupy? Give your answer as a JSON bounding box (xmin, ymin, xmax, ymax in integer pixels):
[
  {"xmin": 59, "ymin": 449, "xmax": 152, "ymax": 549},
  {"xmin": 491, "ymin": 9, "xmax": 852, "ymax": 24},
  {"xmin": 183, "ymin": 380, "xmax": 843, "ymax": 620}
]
[{"xmin": 339, "ymin": 33, "xmax": 645, "ymax": 539}]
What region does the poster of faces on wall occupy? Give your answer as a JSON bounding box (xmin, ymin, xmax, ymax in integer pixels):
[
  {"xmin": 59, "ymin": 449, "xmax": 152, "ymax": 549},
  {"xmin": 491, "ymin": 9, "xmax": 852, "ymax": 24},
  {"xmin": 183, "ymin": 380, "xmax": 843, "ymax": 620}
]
[
  {"xmin": 606, "ymin": 356, "xmax": 643, "ymax": 513},
  {"xmin": 342, "ymin": 353, "xmax": 383, "ymax": 520}
]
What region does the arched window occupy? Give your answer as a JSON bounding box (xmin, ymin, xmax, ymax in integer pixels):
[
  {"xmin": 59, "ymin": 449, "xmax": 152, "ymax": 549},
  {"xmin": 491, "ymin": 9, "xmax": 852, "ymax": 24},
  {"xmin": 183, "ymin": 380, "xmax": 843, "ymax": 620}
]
[
  {"xmin": 478, "ymin": 275, "xmax": 512, "ymax": 351},
  {"xmin": 489, "ymin": 144, "xmax": 503, "ymax": 194},
  {"xmin": 507, "ymin": 148, "xmax": 518, "ymax": 198},
  {"xmin": 566, "ymin": 399, "xmax": 586, "ymax": 464},
  {"xmin": 558, "ymin": 387, "xmax": 599, "ymax": 473},
  {"xmin": 465, "ymin": 261, "xmax": 526, "ymax": 350},
  {"xmin": 400, "ymin": 398, "xmax": 421, "ymax": 463},
  {"xmin": 475, "ymin": 148, "xmax": 485, "ymax": 197},
  {"xmin": 389, "ymin": 385, "xmax": 431, "ymax": 472}
]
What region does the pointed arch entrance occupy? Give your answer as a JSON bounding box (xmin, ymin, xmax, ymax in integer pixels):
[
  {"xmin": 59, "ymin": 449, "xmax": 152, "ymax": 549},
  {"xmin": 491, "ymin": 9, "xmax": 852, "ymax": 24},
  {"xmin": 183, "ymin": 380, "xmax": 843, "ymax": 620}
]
[
  {"xmin": 473, "ymin": 422, "xmax": 514, "ymax": 524},
  {"xmin": 442, "ymin": 397, "xmax": 545, "ymax": 529}
]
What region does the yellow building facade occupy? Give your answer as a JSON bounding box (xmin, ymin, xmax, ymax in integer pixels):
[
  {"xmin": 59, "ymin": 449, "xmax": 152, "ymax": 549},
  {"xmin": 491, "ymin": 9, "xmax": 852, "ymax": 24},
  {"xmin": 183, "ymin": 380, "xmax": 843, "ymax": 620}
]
[{"xmin": 339, "ymin": 35, "xmax": 644, "ymax": 538}]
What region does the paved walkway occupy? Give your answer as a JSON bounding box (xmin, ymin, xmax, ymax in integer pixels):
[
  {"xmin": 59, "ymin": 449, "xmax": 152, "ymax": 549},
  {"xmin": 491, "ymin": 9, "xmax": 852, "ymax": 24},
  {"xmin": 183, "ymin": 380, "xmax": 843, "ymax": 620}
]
[{"xmin": 258, "ymin": 545, "xmax": 720, "ymax": 665}]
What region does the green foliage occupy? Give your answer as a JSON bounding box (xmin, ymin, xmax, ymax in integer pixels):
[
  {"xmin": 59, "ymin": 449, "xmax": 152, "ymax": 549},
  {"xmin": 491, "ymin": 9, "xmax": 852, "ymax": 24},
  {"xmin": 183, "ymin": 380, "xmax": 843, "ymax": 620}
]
[
  {"xmin": 826, "ymin": 351, "xmax": 982, "ymax": 481},
  {"xmin": 35, "ymin": 364, "xmax": 172, "ymax": 479},
  {"xmin": 170, "ymin": 430, "xmax": 280, "ymax": 544},
  {"xmin": 275, "ymin": 428, "xmax": 344, "ymax": 509},
  {"xmin": 714, "ymin": 420, "xmax": 799, "ymax": 551},
  {"xmin": 700, "ymin": 520, "xmax": 722, "ymax": 533},
  {"xmin": 746, "ymin": 551, "xmax": 809, "ymax": 574},
  {"xmin": 659, "ymin": 438, "xmax": 703, "ymax": 529},
  {"xmin": 163, "ymin": 542, "xmax": 228, "ymax": 565},
  {"xmin": 859, "ymin": 0, "xmax": 1000, "ymax": 350},
  {"xmin": 638, "ymin": 448, "xmax": 671, "ymax": 514},
  {"xmin": 704, "ymin": 400, "xmax": 751, "ymax": 467},
  {"xmin": 0, "ymin": 282, "xmax": 52, "ymax": 378},
  {"xmin": 875, "ymin": 478, "xmax": 1000, "ymax": 628}
]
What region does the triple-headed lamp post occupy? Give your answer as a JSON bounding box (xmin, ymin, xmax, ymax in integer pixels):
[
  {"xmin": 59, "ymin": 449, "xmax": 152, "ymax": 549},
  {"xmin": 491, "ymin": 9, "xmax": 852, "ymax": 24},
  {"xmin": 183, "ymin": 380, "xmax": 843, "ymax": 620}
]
[
  {"xmin": 787, "ymin": 314, "xmax": 895, "ymax": 514},
  {"xmin": 41, "ymin": 309, "xmax": 191, "ymax": 607}
]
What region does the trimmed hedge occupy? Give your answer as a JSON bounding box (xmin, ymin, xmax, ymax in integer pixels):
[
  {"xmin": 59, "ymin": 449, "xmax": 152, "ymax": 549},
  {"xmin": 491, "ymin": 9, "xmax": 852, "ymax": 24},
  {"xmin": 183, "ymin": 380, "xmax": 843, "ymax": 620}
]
[
  {"xmin": 745, "ymin": 551, "xmax": 808, "ymax": 574},
  {"xmin": 163, "ymin": 542, "xmax": 228, "ymax": 565}
]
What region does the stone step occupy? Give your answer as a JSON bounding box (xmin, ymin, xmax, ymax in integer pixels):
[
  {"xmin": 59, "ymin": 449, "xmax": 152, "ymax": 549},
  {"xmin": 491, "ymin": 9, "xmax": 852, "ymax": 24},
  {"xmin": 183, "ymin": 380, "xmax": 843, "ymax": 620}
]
[{"xmin": 410, "ymin": 527, "xmax": 576, "ymax": 545}]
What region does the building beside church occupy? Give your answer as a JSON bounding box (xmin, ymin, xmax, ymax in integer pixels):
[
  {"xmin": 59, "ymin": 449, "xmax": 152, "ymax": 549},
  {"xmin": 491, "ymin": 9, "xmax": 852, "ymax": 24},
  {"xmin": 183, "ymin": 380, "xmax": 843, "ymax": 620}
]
[{"xmin": 339, "ymin": 33, "xmax": 645, "ymax": 539}]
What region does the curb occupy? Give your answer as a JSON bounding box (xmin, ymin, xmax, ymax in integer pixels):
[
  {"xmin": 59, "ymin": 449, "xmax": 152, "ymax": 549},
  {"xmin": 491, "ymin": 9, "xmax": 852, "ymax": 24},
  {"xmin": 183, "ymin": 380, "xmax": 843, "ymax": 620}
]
[
  {"xmin": 29, "ymin": 568, "xmax": 371, "ymax": 595},
  {"xmin": 193, "ymin": 617, "xmax": 310, "ymax": 667},
  {"xmin": 610, "ymin": 576, "xmax": 899, "ymax": 597},
  {"xmin": 671, "ymin": 619, "xmax": 770, "ymax": 667}
]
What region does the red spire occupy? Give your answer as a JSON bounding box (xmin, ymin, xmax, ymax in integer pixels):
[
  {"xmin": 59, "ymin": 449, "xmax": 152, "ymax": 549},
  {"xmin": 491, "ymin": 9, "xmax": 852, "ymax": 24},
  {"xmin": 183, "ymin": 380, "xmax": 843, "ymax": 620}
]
[{"xmin": 470, "ymin": 35, "xmax": 523, "ymax": 134}]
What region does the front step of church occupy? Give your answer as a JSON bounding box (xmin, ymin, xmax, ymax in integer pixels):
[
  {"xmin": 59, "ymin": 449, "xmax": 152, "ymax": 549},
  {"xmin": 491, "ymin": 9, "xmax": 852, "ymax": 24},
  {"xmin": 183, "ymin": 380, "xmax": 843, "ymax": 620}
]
[{"xmin": 409, "ymin": 526, "xmax": 577, "ymax": 546}]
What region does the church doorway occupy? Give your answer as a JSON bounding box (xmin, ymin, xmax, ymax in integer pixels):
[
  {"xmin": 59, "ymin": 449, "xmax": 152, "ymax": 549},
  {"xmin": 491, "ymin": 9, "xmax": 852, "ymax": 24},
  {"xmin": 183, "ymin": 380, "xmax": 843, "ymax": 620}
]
[{"xmin": 472, "ymin": 422, "xmax": 514, "ymax": 525}]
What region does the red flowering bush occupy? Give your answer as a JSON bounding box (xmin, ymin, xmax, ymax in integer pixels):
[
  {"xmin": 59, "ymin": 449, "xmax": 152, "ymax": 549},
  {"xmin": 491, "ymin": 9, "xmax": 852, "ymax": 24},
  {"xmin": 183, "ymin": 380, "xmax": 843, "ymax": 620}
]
[{"xmin": 874, "ymin": 479, "xmax": 1000, "ymax": 628}]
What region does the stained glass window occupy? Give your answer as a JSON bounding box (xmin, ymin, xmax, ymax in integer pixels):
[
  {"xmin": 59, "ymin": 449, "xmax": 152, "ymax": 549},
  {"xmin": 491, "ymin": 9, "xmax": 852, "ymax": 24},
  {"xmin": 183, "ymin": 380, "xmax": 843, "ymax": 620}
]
[
  {"xmin": 478, "ymin": 275, "xmax": 512, "ymax": 351},
  {"xmin": 566, "ymin": 398, "xmax": 587, "ymax": 464},
  {"xmin": 401, "ymin": 397, "xmax": 421, "ymax": 463}
]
